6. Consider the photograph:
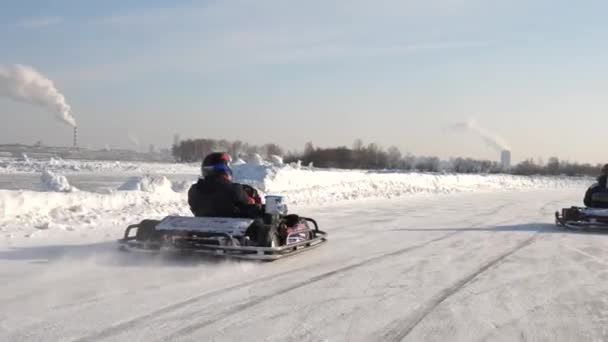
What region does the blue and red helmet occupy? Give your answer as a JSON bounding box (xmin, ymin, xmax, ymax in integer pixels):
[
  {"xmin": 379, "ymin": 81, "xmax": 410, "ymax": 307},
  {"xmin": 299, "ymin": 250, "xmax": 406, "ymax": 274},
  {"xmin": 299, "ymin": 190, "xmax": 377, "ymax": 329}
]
[{"xmin": 202, "ymin": 152, "xmax": 233, "ymax": 178}]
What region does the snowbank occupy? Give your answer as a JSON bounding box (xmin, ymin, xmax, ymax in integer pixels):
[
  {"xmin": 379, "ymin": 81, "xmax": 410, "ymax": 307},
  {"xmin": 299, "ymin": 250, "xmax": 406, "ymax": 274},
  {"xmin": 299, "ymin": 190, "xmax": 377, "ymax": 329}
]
[
  {"xmin": 118, "ymin": 175, "xmax": 193, "ymax": 195},
  {"xmin": 0, "ymin": 160, "xmax": 592, "ymax": 239},
  {"xmin": 0, "ymin": 157, "xmax": 198, "ymax": 175},
  {"xmin": 247, "ymin": 154, "xmax": 264, "ymax": 165},
  {"xmin": 20, "ymin": 153, "xmax": 31, "ymax": 163},
  {"xmin": 40, "ymin": 170, "xmax": 77, "ymax": 192},
  {"xmin": 118, "ymin": 175, "xmax": 174, "ymax": 194},
  {"xmin": 233, "ymin": 163, "xmax": 277, "ymax": 190},
  {"xmin": 269, "ymin": 155, "xmax": 284, "ymax": 166},
  {"xmin": 233, "ymin": 158, "xmax": 246, "ymax": 166},
  {"xmin": 256, "ymin": 168, "xmax": 590, "ymax": 205},
  {"xmin": 0, "ymin": 179, "xmax": 188, "ymax": 237}
]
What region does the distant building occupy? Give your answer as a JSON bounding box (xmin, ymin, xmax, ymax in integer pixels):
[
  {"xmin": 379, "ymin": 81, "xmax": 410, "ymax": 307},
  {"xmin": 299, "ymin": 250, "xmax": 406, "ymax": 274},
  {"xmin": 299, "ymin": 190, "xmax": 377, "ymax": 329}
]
[
  {"xmin": 501, "ymin": 150, "xmax": 511, "ymax": 169},
  {"xmin": 73, "ymin": 126, "xmax": 78, "ymax": 147},
  {"xmin": 159, "ymin": 148, "xmax": 171, "ymax": 157}
]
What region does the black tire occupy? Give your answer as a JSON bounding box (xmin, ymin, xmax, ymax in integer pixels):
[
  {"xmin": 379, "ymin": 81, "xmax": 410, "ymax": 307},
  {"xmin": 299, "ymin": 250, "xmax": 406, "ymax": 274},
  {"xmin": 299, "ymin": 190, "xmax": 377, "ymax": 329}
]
[
  {"xmin": 284, "ymin": 214, "xmax": 300, "ymax": 227},
  {"xmin": 257, "ymin": 225, "xmax": 280, "ymax": 248},
  {"xmin": 135, "ymin": 219, "xmax": 162, "ymax": 242}
]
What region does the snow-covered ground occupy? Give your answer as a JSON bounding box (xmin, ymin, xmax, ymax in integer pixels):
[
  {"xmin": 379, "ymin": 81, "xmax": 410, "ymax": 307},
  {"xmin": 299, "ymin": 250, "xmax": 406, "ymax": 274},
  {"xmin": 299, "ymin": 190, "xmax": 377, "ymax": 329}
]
[
  {"xmin": 0, "ymin": 158, "xmax": 590, "ymax": 241},
  {"xmin": 0, "ymin": 156, "xmax": 199, "ymax": 175},
  {"xmin": 0, "ymin": 158, "xmax": 605, "ymax": 341}
]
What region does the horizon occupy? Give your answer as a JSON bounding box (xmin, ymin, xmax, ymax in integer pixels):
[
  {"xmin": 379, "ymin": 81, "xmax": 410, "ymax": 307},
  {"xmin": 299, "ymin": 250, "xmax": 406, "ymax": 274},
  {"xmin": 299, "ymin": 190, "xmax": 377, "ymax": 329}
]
[
  {"xmin": 1, "ymin": 139, "xmax": 603, "ymax": 168},
  {"xmin": 2, "ymin": 1, "xmax": 608, "ymax": 165}
]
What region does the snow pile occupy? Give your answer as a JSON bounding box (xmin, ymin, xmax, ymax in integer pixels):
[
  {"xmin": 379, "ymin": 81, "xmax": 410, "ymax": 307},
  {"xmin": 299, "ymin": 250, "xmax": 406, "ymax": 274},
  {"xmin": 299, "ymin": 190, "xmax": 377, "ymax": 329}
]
[
  {"xmin": 247, "ymin": 153, "xmax": 265, "ymax": 165},
  {"xmin": 233, "ymin": 162, "xmax": 278, "ymax": 190},
  {"xmin": 233, "ymin": 158, "xmax": 246, "ymax": 166},
  {"xmin": 40, "ymin": 170, "xmax": 76, "ymax": 192},
  {"xmin": 20, "ymin": 153, "xmax": 31, "ymax": 163},
  {"xmin": 118, "ymin": 175, "xmax": 174, "ymax": 193},
  {"xmin": 171, "ymin": 180, "xmax": 193, "ymax": 193},
  {"xmin": 269, "ymin": 155, "xmax": 284, "ymax": 166}
]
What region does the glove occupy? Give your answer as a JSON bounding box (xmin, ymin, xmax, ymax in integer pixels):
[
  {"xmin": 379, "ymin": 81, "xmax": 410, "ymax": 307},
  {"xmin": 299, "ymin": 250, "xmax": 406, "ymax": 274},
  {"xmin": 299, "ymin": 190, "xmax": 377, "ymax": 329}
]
[{"xmin": 242, "ymin": 184, "xmax": 262, "ymax": 204}]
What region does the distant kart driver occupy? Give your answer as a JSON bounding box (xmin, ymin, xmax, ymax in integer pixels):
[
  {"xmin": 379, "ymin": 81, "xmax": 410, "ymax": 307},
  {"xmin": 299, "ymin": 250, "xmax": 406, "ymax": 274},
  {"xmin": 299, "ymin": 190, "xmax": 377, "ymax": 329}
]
[
  {"xmin": 188, "ymin": 152, "xmax": 261, "ymax": 218},
  {"xmin": 584, "ymin": 164, "xmax": 608, "ymax": 209}
]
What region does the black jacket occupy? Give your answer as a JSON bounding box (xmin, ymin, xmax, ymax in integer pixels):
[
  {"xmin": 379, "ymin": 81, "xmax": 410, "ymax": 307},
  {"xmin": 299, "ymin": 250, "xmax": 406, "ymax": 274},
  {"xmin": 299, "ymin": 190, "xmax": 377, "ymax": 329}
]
[
  {"xmin": 188, "ymin": 176, "xmax": 261, "ymax": 218},
  {"xmin": 584, "ymin": 175, "xmax": 608, "ymax": 208}
]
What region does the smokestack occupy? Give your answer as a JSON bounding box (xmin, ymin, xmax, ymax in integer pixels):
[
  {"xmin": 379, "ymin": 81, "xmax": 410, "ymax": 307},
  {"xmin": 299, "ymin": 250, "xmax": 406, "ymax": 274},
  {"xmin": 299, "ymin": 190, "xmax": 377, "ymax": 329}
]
[
  {"xmin": 73, "ymin": 126, "xmax": 78, "ymax": 148},
  {"xmin": 501, "ymin": 150, "xmax": 511, "ymax": 169}
]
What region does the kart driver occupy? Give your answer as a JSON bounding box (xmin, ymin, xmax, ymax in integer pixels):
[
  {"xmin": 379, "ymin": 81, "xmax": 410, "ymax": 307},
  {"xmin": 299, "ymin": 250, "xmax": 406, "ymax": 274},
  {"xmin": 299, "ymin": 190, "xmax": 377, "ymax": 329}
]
[
  {"xmin": 584, "ymin": 164, "xmax": 608, "ymax": 209},
  {"xmin": 188, "ymin": 152, "xmax": 262, "ymax": 218}
]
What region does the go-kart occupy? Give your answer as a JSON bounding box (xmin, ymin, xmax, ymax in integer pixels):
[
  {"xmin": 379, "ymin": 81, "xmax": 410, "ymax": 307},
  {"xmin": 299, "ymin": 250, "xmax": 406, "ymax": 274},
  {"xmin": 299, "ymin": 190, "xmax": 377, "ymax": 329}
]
[{"xmin": 118, "ymin": 212, "xmax": 327, "ymax": 261}]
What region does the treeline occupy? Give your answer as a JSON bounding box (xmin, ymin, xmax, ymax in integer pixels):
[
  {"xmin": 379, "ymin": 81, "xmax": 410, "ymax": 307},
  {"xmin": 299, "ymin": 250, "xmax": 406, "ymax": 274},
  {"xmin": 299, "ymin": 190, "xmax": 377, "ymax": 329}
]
[
  {"xmin": 172, "ymin": 138, "xmax": 283, "ymax": 162},
  {"xmin": 511, "ymin": 157, "xmax": 603, "ymax": 177},
  {"xmin": 287, "ymin": 142, "xmax": 602, "ymax": 176},
  {"xmin": 284, "ymin": 142, "xmax": 503, "ymax": 173},
  {"xmin": 450, "ymin": 157, "xmax": 503, "ymax": 173},
  {"xmin": 172, "ymin": 138, "xmax": 604, "ymax": 177},
  {"xmin": 284, "ymin": 141, "xmax": 443, "ymax": 171}
]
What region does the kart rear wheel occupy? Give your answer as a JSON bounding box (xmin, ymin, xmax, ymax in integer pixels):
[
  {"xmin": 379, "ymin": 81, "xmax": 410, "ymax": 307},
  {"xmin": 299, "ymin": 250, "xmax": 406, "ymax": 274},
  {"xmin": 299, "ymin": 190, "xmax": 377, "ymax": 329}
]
[
  {"xmin": 135, "ymin": 219, "xmax": 162, "ymax": 242},
  {"xmin": 257, "ymin": 225, "xmax": 280, "ymax": 248}
]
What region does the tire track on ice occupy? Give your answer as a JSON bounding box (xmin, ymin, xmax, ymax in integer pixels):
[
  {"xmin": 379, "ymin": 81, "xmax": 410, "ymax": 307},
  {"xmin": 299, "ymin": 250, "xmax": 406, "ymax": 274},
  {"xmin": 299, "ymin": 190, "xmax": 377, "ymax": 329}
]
[
  {"xmin": 160, "ymin": 203, "xmax": 515, "ymax": 339},
  {"xmin": 164, "ymin": 206, "xmax": 517, "ymax": 340},
  {"xmin": 70, "ymin": 262, "xmax": 322, "ymax": 342},
  {"xmin": 162, "ymin": 231, "xmax": 463, "ymax": 341},
  {"xmin": 380, "ymin": 233, "xmax": 539, "ymax": 342},
  {"xmin": 72, "ymin": 231, "xmax": 459, "ymax": 342},
  {"xmin": 74, "ymin": 200, "xmax": 514, "ymax": 341}
]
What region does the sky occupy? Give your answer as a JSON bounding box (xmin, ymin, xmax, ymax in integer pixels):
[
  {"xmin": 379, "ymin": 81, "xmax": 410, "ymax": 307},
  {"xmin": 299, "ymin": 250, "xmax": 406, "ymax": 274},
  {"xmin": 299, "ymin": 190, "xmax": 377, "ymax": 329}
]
[{"xmin": 1, "ymin": 0, "xmax": 607, "ymax": 164}]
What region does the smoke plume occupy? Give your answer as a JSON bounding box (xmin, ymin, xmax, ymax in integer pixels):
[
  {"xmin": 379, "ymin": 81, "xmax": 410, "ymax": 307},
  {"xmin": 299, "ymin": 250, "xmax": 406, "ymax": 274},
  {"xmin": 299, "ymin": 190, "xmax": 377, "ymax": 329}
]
[
  {"xmin": 0, "ymin": 64, "xmax": 76, "ymax": 127},
  {"xmin": 449, "ymin": 119, "xmax": 510, "ymax": 152}
]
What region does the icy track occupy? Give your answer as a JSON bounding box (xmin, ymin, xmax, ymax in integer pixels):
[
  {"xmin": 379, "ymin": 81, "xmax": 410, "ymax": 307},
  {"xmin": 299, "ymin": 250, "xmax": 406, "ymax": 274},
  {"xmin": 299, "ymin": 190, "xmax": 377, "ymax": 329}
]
[
  {"xmin": 0, "ymin": 159, "xmax": 606, "ymax": 341},
  {"xmin": 2, "ymin": 189, "xmax": 608, "ymax": 341}
]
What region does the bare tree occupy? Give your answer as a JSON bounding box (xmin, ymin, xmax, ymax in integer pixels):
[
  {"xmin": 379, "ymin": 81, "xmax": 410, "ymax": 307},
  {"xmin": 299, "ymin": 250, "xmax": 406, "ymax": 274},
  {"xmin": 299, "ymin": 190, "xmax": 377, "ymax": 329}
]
[
  {"xmin": 387, "ymin": 146, "xmax": 402, "ymax": 169},
  {"xmin": 546, "ymin": 157, "xmax": 560, "ymax": 175},
  {"xmin": 263, "ymin": 143, "xmax": 284, "ymax": 158},
  {"xmin": 353, "ymin": 139, "xmax": 364, "ymax": 151},
  {"xmin": 217, "ymin": 139, "xmax": 231, "ymax": 153},
  {"xmin": 304, "ymin": 142, "xmax": 315, "ymax": 155},
  {"xmin": 230, "ymin": 140, "xmax": 243, "ymax": 157}
]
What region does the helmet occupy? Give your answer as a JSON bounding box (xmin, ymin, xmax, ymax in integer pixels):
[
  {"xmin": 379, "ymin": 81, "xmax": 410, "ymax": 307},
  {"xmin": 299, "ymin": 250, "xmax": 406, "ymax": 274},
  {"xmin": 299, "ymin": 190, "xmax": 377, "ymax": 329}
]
[{"xmin": 201, "ymin": 152, "xmax": 233, "ymax": 178}]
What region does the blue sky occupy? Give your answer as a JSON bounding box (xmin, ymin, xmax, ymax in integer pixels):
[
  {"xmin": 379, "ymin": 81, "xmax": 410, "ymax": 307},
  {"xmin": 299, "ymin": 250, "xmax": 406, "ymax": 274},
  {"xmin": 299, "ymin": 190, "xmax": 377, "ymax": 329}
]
[{"xmin": 1, "ymin": 0, "xmax": 607, "ymax": 163}]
